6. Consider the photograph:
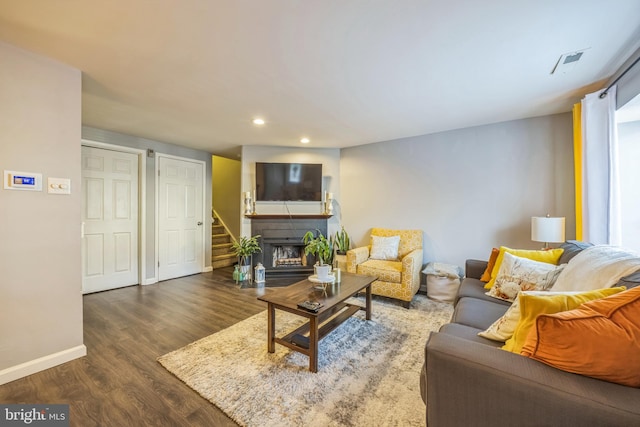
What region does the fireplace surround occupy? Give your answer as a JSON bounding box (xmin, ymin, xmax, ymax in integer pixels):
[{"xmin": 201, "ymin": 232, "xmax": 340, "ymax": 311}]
[{"xmin": 250, "ymin": 216, "xmax": 328, "ymax": 280}]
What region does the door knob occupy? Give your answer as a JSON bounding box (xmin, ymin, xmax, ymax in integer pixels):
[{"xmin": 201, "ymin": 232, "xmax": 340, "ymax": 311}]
[{"xmin": 197, "ymin": 221, "xmax": 203, "ymax": 226}]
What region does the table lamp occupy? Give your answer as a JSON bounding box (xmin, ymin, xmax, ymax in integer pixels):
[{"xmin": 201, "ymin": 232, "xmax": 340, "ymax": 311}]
[{"xmin": 531, "ymin": 215, "xmax": 565, "ymax": 249}]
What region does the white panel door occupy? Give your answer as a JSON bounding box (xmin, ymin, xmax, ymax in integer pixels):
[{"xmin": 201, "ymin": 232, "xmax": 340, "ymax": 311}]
[
  {"xmin": 158, "ymin": 156, "xmax": 204, "ymax": 281},
  {"xmin": 82, "ymin": 146, "xmax": 139, "ymax": 294}
]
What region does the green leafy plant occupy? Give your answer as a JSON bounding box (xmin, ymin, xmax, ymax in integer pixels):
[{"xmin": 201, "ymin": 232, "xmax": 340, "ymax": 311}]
[
  {"xmin": 231, "ymin": 234, "xmax": 262, "ymax": 265},
  {"xmin": 332, "ymin": 226, "xmax": 351, "ymax": 255},
  {"xmin": 303, "ymin": 229, "xmax": 333, "ymax": 266}
]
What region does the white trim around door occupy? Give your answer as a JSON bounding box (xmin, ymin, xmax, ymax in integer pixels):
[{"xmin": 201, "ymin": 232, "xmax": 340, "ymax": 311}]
[
  {"xmin": 81, "ymin": 139, "xmax": 148, "ymax": 287},
  {"xmin": 155, "ymin": 153, "xmax": 207, "ymax": 281}
]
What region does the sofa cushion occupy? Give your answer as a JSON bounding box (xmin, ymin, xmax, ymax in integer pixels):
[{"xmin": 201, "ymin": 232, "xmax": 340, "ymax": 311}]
[
  {"xmin": 451, "ymin": 297, "xmax": 509, "ymax": 331},
  {"xmin": 357, "ymin": 259, "xmax": 402, "ymax": 282},
  {"xmin": 557, "ymin": 240, "xmax": 593, "ymax": 265},
  {"xmin": 456, "ymin": 278, "xmax": 511, "ymax": 306},
  {"xmin": 465, "ymin": 259, "xmax": 489, "ymax": 280},
  {"xmin": 502, "ymin": 287, "xmax": 626, "ymax": 354},
  {"xmin": 522, "ymin": 287, "xmax": 640, "ymax": 387},
  {"xmin": 617, "ymin": 270, "xmax": 640, "ymax": 289},
  {"xmin": 484, "ymin": 246, "xmax": 564, "ymax": 289},
  {"xmin": 439, "ymin": 323, "xmax": 503, "ymax": 348}
]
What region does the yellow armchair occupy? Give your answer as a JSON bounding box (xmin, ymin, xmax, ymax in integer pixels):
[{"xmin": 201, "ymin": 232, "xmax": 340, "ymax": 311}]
[{"xmin": 346, "ymin": 228, "xmax": 423, "ymax": 307}]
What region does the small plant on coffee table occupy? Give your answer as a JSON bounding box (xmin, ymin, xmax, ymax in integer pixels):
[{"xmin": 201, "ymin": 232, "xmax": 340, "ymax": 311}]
[{"xmin": 304, "ymin": 230, "xmax": 334, "ymax": 283}]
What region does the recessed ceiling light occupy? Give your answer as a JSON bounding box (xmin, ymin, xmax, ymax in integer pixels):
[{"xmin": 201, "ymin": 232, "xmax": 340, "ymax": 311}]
[
  {"xmin": 300, "ymin": 137, "xmax": 310, "ymax": 144},
  {"xmin": 252, "ymin": 118, "xmax": 265, "ymax": 125}
]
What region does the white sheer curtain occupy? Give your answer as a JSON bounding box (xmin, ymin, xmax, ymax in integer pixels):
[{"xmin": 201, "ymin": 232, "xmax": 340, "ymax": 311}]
[{"xmin": 580, "ymin": 86, "xmax": 621, "ymax": 245}]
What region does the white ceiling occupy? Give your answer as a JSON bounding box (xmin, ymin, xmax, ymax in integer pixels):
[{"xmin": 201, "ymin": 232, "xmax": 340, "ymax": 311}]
[{"xmin": 1, "ymin": 1, "xmax": 639, "ymax": 158}]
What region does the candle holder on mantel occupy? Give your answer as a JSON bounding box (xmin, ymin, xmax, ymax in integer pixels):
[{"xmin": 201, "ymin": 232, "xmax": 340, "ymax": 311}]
[
  {"xmin": 323, "ymin": 192, "xmax": 334, "ymax": 215},
  {"xmin": 243, "ymin": 191, "xmax": 253, "ymax": 215}
]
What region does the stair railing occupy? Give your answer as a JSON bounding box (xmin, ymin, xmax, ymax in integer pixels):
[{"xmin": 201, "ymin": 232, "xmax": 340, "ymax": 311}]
[{"xmin": 212, "ymin": 209, "xmax": 238, "ymax": 244}]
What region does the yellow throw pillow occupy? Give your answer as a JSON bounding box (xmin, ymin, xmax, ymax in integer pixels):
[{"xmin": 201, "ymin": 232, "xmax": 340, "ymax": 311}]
[
  {"xmin": 484, "ymin": 246, "xmax": 564, "ymax": 289},
  {"xmin": 479, "ymin": 289, "xmax": 585, "ymax": 342},
  {"xmin": 521, "ymin": 287, "xmax": 640, "ymax": 387},
  {"xmin": 501, "ymin": 286, "xmax": 626, "ymax": 353}
]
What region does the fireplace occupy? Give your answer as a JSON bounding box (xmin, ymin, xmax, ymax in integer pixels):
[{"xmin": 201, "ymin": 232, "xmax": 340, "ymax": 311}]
[
  {"xmin": 272, "ymin": 245, "xmax": 306, "ymax": 267},
  {"xmin": 251, "ymin": 216, "xmax": 328, "ymax": 279}
]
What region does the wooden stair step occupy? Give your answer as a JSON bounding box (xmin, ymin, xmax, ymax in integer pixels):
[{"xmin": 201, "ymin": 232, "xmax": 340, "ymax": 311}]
[
  {"xmin": 212, "ymin": 233, "xmax": 231, "ymax": 244},
  {"xmin": 212, "ymin": 253, "xmax": 236, "ymax": 261},
  {"xmin": 210, "ymin": 215, "xmax": 235, "ymax": 269},
  {"xmin": 212, "ymin": 242, "xmax": 233, "ymax": 249},
  {"xmin": 212, "ymin": 243, "xmax": 234, "ymax": 256},
  {"xmin": 211, "ymin": 253, "xmax": 237, "ymax": 269}
]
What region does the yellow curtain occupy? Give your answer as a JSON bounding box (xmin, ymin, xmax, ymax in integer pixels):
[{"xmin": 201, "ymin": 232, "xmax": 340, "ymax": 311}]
[{"xmin": 572, "ymin": 102, "xmax": 583, "ymax": 241}]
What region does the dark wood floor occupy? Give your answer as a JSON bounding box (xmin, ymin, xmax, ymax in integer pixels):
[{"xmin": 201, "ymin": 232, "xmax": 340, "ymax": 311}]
[{"xmin": 0, "ymin": 268, "xmax": 278, "ymax": 427}]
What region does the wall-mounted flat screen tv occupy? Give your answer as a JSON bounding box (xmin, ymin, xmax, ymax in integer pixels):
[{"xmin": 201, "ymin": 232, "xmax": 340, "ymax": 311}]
[{"xmin": 255, "ymin": 162, "xmax": 322, "ymax": 201}]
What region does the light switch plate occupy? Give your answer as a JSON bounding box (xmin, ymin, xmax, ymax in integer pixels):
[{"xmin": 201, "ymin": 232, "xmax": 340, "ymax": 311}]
[{"xmin": 48, "ymin": 177, "xmax": 71, "ymax": 195}]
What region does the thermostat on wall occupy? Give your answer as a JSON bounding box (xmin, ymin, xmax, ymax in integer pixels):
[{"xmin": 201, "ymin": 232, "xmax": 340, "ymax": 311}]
[{"xmin": 4, "ymin": 170, "xmax": 43, "ymax": 191}]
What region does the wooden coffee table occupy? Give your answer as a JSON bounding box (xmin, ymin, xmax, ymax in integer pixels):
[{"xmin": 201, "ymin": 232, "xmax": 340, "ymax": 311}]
[{"xmin": 257, "ymin": 272, "xmax": 376, "ymax": 372}]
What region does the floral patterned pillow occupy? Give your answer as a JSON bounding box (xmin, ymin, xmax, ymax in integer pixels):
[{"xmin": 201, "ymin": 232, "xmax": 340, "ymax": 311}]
[
  {"xmin": 485, "ymin": 252, "xmax": 565, "ymax": 302},
  {"xmin": 478, "ymin": 295, "xmax": 524, "ymax": 341}
]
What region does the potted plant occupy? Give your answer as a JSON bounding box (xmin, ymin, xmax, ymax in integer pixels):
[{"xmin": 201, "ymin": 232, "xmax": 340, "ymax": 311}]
[
  {"xmin": 303, "ymin": 229, "xmax": 333, "ymax": 278},
  {"xmin": 231, "ymin": 234, "xmax": 261, "ymax": 281},
  {"xmin": 332, "ymin": 226, "xmax": 351, "ymax": 255}
]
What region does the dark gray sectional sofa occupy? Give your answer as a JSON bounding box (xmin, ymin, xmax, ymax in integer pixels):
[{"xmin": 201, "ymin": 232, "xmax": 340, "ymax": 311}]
[{"xmin": 421, "ymin": 241, "xmax": 640, "ymax": 427}]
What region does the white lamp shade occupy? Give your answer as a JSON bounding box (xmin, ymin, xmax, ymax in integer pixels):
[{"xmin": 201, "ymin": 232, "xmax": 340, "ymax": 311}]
[{"xmin": 531, "ymin": 216, "xmax": 566, "ymax": 243}]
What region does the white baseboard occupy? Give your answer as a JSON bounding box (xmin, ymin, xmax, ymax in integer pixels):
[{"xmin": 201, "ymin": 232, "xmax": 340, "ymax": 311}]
[
  {"xmin": 143, "ymin": 269, "xmax": 210, "ymax": 284},
  {"xmin": 0, "ymin": 345, "xmax": 87, "ymax": 386}
]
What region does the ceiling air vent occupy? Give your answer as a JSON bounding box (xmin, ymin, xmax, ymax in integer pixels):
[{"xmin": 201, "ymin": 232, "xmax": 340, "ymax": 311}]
[{"xmin": 551, "ymin": 48, "xmax": 589, "ymax": 75}]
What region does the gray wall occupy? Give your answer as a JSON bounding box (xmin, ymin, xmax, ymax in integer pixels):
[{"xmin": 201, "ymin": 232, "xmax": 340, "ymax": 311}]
[
  {"xmin": 0, "ymin": 42, "xmax": 85, "ymax": 381},
  {"xmin": 618, "ymin": 120, "xmax": 640, "ymax": 252},
  {"xmin": 340, "ymin": 113, "xmax": 575, "ymax": 269},
  {"xmin": 212, "ymin": 156, "xmax": 242, "ymax": 239},
  {"xmin": 82, "ymin": 126, "xmax": 214, "ymax": 279}
]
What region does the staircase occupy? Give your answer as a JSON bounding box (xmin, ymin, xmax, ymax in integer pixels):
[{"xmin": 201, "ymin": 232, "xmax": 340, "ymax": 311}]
[{"xmin": 211, "ymin": 216, "xmax": 237, "ymax": 269}]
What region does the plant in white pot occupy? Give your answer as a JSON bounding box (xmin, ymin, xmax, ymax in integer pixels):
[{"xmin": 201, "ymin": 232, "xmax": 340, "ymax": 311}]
[
  {"xmin": 303, "ymin": 229, "xmax": 333, "ymax": 280},
  {"xmin": 231, "ymin": 234, "xmax": 261, "ymax": 281}
]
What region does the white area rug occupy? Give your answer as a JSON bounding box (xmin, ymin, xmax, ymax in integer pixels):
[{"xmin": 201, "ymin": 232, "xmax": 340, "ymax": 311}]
[{"xmin": 158, "ymin": 295, "xmax": 453, "ymax": 427}]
